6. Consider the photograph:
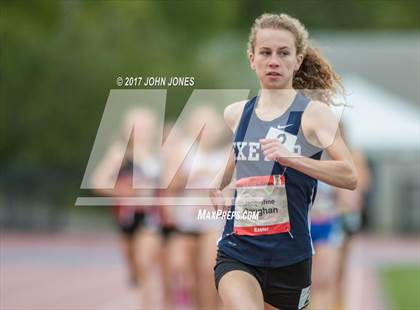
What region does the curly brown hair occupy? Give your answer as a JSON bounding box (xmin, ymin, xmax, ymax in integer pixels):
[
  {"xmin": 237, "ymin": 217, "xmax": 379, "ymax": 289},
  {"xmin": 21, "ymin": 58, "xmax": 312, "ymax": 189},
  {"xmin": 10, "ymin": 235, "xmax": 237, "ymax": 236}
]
[{"xmin": 248, "ymin": 13, "xmax": 343, "ymax": 103}]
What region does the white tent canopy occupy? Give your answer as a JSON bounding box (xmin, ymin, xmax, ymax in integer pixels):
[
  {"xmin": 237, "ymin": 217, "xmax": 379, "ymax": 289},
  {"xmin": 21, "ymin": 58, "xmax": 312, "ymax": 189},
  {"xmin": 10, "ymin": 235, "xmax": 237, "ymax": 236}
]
[{"xmin": 332, "ymin": 74, "xmax": 420, "ymax": 151}]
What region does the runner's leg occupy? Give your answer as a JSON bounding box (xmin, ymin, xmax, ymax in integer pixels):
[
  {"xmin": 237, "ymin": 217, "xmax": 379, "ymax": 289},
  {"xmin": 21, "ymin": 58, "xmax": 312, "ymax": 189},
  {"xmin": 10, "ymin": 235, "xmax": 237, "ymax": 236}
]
[{"xmin": 218, "ymin": 270, "xmax": 264, "ymax": 309}]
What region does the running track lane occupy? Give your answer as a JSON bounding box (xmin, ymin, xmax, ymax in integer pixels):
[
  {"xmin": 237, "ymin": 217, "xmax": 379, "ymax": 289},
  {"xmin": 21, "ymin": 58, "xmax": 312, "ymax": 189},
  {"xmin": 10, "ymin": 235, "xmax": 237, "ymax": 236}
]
[{"xmin": 0, "ymin": 233, "xmax": 139, "ymax": 310}]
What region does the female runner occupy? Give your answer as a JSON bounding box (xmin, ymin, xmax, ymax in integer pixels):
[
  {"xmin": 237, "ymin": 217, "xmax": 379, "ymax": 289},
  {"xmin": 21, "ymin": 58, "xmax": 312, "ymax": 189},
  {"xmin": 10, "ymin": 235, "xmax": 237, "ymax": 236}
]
[
  {"xmin": 91, "ymin": 108, "xmax": 164, "ymax": 308},
  {"xmin": 310, "ymin": 178, "xmax": 343, "ymax": 310},
  {"xmin": 209, "ymin": 13, "xmax": 357, "ymax": 310}
]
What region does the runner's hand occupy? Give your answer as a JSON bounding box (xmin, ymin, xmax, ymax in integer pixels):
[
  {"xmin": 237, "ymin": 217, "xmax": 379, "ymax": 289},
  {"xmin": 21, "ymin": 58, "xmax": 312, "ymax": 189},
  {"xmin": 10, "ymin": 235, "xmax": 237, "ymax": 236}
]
[
  {"xmin": 209, "ymin": 188, "xmax": 228, "ymax": 211},
  {"xmin": 260, "ymin": 138, "xmax": 296, "ymax": 166}
]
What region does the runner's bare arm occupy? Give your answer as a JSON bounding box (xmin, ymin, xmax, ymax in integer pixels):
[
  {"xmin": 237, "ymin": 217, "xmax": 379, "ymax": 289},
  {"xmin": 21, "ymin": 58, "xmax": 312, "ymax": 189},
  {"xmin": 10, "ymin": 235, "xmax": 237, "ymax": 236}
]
[
  {"xmin": 90, "ymin": 142, "xmax": 135, "ymax": 196},
  {"xmin": 209, "ymin": 149, "xmax": 236, "ymax": 191},
  {"xmin": 224, "ymin": 100, "xmax": 247, "ymax": 133},
  {"xmin": 209, "ymin": 101, "xmax": 246, "ymax": 208},
  {"xmin": 261, "ymin": 101, "xmax": 357, "ymax": 190},
  {"xmin": 290, "ymin": 130, "xmax": 357, "ymax": 190},
  {"xmin": 209, "ymin": 100, "xmax": 247, "ymax": 189}
]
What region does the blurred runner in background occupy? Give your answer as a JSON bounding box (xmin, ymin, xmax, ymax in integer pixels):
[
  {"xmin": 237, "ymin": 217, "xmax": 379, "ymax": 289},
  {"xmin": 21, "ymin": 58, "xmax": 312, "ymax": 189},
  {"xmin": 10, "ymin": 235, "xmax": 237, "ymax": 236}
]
[
  {"xmin": 310, "ymin": 169, "xmax": 343, "ymax": 310},
  {"xmin": 310, "ymin": 123, "xmax": 371, "ymax": 310},
  {"xmin": 336, "ymin": 124, "xmax": 371, "ymax": 309},
  {"xmin": 164, "ymin": 106, "xmax": 226, "ymax": 309},
  {"xmin": 91, "ymin": 108, "xmax": 164, "ymax": 309}
]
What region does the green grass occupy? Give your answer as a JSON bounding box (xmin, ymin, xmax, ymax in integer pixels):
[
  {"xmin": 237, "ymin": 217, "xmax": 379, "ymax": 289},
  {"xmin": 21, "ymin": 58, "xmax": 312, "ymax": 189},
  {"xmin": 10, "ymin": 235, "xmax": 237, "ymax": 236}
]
[{"xmin": 380, "ymin": 265, "xmax": 420, "ymax": 310}]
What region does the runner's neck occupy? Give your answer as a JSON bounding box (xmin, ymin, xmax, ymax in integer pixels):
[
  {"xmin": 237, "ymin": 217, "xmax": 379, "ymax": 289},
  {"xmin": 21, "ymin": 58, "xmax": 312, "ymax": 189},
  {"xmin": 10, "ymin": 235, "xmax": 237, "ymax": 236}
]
[{"xmin": 256, "ymin": 89, "xmax": 297, "ymax": 120}]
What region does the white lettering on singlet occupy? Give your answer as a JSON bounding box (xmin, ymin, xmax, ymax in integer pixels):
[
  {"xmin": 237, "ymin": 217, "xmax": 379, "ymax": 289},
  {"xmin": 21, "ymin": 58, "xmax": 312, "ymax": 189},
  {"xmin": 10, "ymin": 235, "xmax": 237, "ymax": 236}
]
[
  {"xmin": 235, "ymin": 142, "xmax": 247, "ymax": 160},
  {"xmin": 234, "ymin": 141, "xmax": 301, "ymax": 161},
  {"xmin": 248, "ymin": 142, "xmax": 260, "ymax": 161}
]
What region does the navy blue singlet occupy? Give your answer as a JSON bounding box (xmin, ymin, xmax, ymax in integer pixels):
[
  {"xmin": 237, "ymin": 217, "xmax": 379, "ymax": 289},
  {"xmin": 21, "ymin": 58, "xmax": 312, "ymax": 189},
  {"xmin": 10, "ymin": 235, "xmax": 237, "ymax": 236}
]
[{"xmin": 218, "ymin": 92, "xmax": 323, "ymax": 267}]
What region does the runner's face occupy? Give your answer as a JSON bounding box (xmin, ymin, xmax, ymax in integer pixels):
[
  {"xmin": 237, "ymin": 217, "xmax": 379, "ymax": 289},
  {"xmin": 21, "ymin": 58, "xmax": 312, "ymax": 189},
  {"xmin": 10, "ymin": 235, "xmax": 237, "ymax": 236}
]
[{"xmin": 249, "ymin": 28, "xmax": 303, "ymax": 89}]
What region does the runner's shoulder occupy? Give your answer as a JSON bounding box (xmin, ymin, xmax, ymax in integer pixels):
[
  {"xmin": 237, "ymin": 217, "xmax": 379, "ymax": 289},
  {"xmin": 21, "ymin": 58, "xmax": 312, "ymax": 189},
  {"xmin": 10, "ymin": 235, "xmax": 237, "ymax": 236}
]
[
  {"xmin": 302, "ymin": 100, "xmax": 337, "ymax": 132},
  {"xmin": 224, "ymin": 100, "xmax": 247, "ymax": 132},
  {"xmin": 302, "ymin": 100, "xmax": 339, "ymax": 148}
]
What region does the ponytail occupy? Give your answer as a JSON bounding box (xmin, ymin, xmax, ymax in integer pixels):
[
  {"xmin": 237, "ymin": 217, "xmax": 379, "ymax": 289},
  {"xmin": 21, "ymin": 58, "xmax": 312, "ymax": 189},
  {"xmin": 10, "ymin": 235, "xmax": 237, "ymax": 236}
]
[{"xmin": 293, "ymin": 46, "xmax": 343, "ymax": 103}]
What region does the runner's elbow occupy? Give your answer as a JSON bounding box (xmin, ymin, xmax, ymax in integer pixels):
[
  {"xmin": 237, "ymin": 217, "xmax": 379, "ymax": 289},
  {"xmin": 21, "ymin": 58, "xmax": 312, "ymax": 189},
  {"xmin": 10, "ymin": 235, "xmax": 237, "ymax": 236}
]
[{"xmin": 345, "ymin": 168, "xmax": 358, "ymax": 190}]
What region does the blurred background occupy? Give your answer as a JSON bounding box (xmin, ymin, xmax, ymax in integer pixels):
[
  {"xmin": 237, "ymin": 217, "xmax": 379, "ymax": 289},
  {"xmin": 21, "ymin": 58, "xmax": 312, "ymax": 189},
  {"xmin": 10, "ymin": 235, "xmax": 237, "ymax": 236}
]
[{"xmin": 1, "ymin": 1, "xmax": 419, "ymax": 309}]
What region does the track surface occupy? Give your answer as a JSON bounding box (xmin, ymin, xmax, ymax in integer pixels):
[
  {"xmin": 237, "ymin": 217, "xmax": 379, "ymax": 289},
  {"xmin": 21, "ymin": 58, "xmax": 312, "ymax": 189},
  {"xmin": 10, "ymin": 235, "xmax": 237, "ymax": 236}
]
[{"xmin": 1, "ymin": 232, "xmax": 419, "ymax": 310}]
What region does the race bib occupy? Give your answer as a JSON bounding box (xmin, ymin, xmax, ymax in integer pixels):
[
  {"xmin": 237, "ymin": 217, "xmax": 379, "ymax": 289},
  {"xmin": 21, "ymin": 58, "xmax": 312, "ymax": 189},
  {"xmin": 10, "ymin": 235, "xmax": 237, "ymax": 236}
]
[
  {"xmin": 266, "ymin": 126, "xmax": 297, "ymax": 153},
  {"xmin": 233, "ymin": 175, "xmax": 290, "ymax": 236}
]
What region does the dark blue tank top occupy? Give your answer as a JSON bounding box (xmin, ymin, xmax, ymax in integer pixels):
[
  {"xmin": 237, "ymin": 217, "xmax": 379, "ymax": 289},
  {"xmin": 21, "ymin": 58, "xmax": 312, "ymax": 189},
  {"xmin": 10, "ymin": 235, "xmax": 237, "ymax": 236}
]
[{"xmin": 218, "ymin": 92, "xmax": 322, "ymax": 267}]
